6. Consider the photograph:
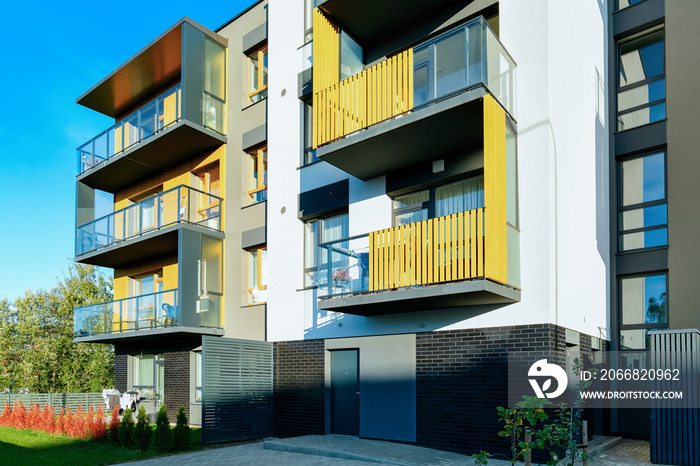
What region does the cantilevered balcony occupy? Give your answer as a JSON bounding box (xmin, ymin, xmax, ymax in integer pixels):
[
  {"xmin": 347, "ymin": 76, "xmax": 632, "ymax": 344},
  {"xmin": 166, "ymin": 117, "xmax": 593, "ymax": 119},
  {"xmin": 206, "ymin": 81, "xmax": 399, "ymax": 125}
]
[
  {"xmin": 76, "ymin": 18, "xmax": 228, "ymax": 193},
  {"xmin": 312, "ymin": 14, "xmax": 515, "ymax": 180},
  {"xmin": 73, "ymin": 289, "xmax": 224, "ymax": 346},
  {"xmin": 317, "ymin": 210, "xmax": 519, "ymax": 316},
  {"xmin": 75, "ymin": 185, "xmax": 222, "ymax": 268}
]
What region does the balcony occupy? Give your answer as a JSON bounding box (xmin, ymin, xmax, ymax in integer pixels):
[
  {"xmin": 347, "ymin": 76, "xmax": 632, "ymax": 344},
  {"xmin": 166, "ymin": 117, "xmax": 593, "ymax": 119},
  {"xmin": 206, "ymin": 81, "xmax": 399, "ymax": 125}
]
[
  {"xmin": 75, "ymin": 185, "xmax": 222, "ymax": 268},
  {"xmin": 316, "ymin": 210, "xmax": 519, "ymax": 316},
  {"xmin": 312, "ymin": 14, "xmax": 515, "ymax": 180},
  {"xmin": 73, "ymin": 289, "xmax": 224, "ymax": 345},
  {"xmin": 77, "ymin": 84, "xmax": 226, "ymax": 193},
  {"xmin": 76, "ymin": 18, "xmax": 228, "ymax": 193}
]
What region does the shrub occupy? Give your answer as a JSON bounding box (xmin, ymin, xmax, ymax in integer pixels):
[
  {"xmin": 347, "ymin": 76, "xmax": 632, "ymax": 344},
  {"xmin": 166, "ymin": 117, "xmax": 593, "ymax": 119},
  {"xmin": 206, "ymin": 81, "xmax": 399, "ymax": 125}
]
[
  {"xmin": 10, "ymin": 401, "xmax": 26, "ymax": 429},
  {"xmin": 172, "ymin": 407, "xmax": 191, "ymax": 451},
  {"xmin": 91, "ymin": 405, "xmax": 107, "ymax": 442},
  {"xmin": 0, "ymin": 401, "xmax": 10, "ymax": 427},
  {"xmin": 64, "ymin": 407, "xmax": 74, "ymax": 437},
  {"xmin": 109, "ymin": 406, "xmax": 120, "ymax": 445},
  {"xmin": 153, "ymin": 405, "xmax": 171, "ymax": 452},
  {"xmin": 69, "ymin": 406, "xmax": 86, "ymax": 438},
  {"xmin": 42, "ymin": 405, "xmax": 56, "ymax": 434},
  {"xmin": 133, "ymin": 406, "xmax": 152, "ymax": 450},
  {"xmin": 55, "ymin": 408, "xmax": 65, "ymax": 435},
  {"xmin": 118, "ymin": 408, "xmax": 135, "ymax": 447}
]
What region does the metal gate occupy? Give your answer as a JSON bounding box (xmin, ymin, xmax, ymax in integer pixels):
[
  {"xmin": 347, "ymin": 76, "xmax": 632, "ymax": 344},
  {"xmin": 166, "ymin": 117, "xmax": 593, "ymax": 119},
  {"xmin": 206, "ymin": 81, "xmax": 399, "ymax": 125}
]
[
  {"xmin": 201, "ymin": 336, "xmax": 273, "ymax": 445},
  {"xmin": 650, "ymin": 329, "xmax": 700, "ymax": 466}
]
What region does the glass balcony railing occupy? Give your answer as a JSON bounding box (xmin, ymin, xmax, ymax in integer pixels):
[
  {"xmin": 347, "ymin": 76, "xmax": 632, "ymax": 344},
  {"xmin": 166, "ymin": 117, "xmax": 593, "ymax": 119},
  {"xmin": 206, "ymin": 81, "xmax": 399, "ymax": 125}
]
[
  {"xmin": 319, "ymin": 209, "xmax": 488, "ymax": 299},
  {"xmin": 74, "ymin": 289, "xmax": 180, "ymax": 337},
  {"xmin": 313, "ymin": 16, "xmax": 516, "ymax": 148},
  {"xmin": 76, "ymin": 184, "xmax": 222, "ymax": 256},
  {"xmin": 77, "ymin": 85, "xmax": 182, "ymax": 175}
]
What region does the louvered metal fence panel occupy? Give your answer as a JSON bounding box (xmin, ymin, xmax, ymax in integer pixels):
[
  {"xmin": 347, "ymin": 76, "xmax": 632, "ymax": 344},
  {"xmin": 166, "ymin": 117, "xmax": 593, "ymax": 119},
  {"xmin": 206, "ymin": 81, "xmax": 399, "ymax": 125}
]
[
  {"xmin": 650, "ymin": 329, "xmax": 700, "ymax": 466},
  {"xmin": 201, "ymin": 336, "xmax": 273, "ymax": 445},
  {"xmin": 2, "ymin": 393, "xmax": 103, "ymax": 412}
]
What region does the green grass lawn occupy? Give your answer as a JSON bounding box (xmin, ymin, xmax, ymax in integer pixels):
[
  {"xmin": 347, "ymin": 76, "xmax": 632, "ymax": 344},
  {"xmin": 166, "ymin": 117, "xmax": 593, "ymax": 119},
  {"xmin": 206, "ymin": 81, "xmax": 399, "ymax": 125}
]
[{"xmin": 0, "ymin": 426, "xmax": 203, "ymax": 466}]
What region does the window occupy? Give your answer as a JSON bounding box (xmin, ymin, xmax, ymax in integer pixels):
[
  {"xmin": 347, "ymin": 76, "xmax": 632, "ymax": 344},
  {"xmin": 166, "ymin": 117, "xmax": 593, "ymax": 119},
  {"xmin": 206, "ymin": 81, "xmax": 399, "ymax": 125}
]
[
  {"xmin": 199, "ymin": 236, "xmax": 223, "ymax": 326},
  {"xmin": 247, "ymin": 246, "xmax": 267, "ymax": 304},
  {"xmin": 616, "ymin": 0, "xmax": 646, "ymax": 11},
  {"xmin": 247, "ymin": 147, "xmax": 268, "ymax": 204},
  {"xmin": 302, "ymin": 102, "xmax": 319, "ymax": 165},
  {"xmin": 195, "ymin": 164, "xmax": 221, "ymax": 228},
  {"xmin": 340, "ymin": 31, "xmax": 363, "ymax": 80},
  {"xmin": 303, "ymin": 0, "xmax": 315, "ymax": 42},
  {"xmin": 392, "ymin": 176, "xmax": 484, "ymax": 226},
  {"xmin": 620, "ymin": 274, "xmax": 668, "ymax": 350},
  {"xmin": 617, "ymin": 29, "xmax": 665, "ymax": 131},
  {"xmin": 413, "ymin": 27, "xmax": 468, "ymax": 107},
  {"xmin": 133, "ymin": 354, "xmax": 163, "ymax": 400},
  {"xmin": 194, "ymin": 351, "xmax": 202, "ymax": 402},
  {"xmin": 204, "ymin": 38, "xmax": 226, "ymax": 133},
  {"xmin": 618, "ymin": 152, "xmax": 667, "ymax": 251},
  {"xmin": 248, "ymin": 46, "xmax": 268, "ymax": 104},
  {"xmin": 304, "ymin": 213, "xmax": 349, "ymax": 287}
]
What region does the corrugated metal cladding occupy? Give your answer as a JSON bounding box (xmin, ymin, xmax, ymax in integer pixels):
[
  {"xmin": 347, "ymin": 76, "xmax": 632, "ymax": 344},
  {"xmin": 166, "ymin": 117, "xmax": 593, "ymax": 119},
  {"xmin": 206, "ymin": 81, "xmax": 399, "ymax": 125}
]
[
  {"xmin": 650, "ymin": 330, "xmax": 700, "ymax": 466},
  {"xmin": 201, "ymin": 336, "xmax": 273, "ymax": 445}
]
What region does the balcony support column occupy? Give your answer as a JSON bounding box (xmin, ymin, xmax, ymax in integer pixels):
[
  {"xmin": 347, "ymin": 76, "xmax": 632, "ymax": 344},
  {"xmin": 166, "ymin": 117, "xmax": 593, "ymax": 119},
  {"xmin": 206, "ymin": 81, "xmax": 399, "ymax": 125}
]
[{"xmin": 483, "ymin": 95, "xmax": 508, "ymax": 285}]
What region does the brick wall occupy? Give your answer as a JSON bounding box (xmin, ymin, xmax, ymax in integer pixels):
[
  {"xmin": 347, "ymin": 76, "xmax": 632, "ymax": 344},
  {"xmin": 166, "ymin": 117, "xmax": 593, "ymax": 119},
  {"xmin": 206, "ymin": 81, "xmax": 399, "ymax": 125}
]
[
  {"xmin": 415, "ymin": 324, "xmax": 576, "ymax": 456},
  {"xmin": 164, "ymin": 351, "xmax": 190, "ymax": 421},
  {"xmin": 115, "ymin": 354, "xmax": 128, "ymax": 393},
  {"xmin": 273, "ymin": 340, "xmax": 325, "ymax": 437}
]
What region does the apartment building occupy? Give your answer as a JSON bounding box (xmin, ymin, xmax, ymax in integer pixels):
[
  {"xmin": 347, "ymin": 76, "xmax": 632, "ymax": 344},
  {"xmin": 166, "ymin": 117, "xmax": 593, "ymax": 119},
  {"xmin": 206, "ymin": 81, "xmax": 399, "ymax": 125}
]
[
  {"xmin": 71, "ymin": 0, "xmax": 700, "ymax": 455},
  {"xmin": 72, "ymin": 2, "xmax": 269, "ymax": 423}
]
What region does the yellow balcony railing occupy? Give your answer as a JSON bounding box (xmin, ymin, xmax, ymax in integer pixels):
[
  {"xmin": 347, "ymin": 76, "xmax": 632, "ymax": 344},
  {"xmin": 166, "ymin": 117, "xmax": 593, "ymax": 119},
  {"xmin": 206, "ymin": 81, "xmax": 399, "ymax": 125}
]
[
  {"xmin": 368, "ymin": 209, "xmax": 486, "ymax": 292},
  {"xmin": 313, "ymin": 50, "xmax": 413, "ymax": 149}
]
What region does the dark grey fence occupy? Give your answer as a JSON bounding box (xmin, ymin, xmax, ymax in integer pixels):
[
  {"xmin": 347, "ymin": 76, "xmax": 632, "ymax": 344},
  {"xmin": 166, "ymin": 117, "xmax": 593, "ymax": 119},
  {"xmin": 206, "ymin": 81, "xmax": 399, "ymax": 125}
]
[
  {"xmin": 0, "ymin": 393, "xmax": 103, "ymax": 412},
  {"xmin": 201, "ymin": 336, "xmax": 273, "ymax": 445},
  {"xmin": 650, "ymin": 329, "xmax": 700, "ymax": 466}
]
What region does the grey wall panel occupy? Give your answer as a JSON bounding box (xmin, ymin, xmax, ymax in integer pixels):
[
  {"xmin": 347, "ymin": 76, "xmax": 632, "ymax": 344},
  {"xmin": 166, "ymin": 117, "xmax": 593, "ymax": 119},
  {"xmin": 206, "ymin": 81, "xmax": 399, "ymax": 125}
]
[
  {"xmin": 613, "ymin": 0, "xmax": 665, "ymax": 38},
  {"xmin": 242, "ymin": 124, "xmax": 267, "ymax": 151},
  {"xmin": 182, "ymin": 23, "xmax": 205, "ymax": 126},
  {"xmin": 242, "ymin": 226, "xmax": 266, "ymax": 249},
  {"xmin": 242, "ymin": 22, "xmax": 268, "ymax": 55},
  {"xmin": 201, "ymin": 336, "xmax": 273, "ymax": 444},
  {"xmin": 298, "ymin": 179, "xmax": 349, "ymax": 220},
  {"xmin": 666, "ymin": 0, "xmax": 700, "ymax": 331},
  {"xmin": 325, "ymin": 334, "xmax": 416, "ymax": 442}
]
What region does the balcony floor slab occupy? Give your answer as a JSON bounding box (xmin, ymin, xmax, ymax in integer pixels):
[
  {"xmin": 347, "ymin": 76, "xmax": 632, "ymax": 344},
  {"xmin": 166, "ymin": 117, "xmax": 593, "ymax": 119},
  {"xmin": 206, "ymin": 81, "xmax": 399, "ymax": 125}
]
[{"xmin": 317, "ymin": 278, "xmax": 520, "ymax": 316}]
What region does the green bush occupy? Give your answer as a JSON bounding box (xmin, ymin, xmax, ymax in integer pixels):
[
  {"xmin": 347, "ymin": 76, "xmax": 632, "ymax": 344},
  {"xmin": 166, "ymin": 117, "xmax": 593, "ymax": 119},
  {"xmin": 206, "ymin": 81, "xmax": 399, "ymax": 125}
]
[
  {"xmin": 118, "ymin": 408, "xmax": 135, "ymax": 447},
  {"xmin": 172, "ymin": 407, "xmax": 191, "ymax": 450},
  {"xmin": 153, "ymin": 405, "xmax": 171, "ymax": 452},
  {"xmin": 133, "ymin": 406, "xmax": 152, "ymax": 450}
]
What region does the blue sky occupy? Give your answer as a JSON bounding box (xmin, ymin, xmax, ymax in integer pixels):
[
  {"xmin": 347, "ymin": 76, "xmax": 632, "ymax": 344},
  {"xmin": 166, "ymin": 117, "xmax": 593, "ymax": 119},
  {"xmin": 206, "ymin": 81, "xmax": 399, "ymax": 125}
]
[{"xmin": 0, "ymin": 0, "xmax": 251, "ymax": 301}]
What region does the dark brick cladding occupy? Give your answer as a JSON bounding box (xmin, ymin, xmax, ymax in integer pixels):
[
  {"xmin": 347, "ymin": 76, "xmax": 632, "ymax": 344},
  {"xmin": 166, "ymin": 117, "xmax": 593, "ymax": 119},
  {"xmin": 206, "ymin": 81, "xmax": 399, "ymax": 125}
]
[
  {"xmin": 273, "ymin": 340, "xmax": 325, "ymax": 438},
  {"xmin": 164, "ymin": 351, "xmax": 190, "ymax": 421},
  {"xmin": 115, "ymin": 354, "xmax": 128, "ymax": 393},
  {"xmin": 415, "ymin": 324, "xmax": 595, "ymax": 456}
]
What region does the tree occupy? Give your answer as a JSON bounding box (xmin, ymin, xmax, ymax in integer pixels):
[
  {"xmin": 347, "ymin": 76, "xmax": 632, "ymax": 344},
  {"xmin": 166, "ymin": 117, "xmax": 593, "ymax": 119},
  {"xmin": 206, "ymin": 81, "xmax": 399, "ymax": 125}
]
[{"xmin": 0, "ymin": 263, "xmax": 114, "ymax": 392}]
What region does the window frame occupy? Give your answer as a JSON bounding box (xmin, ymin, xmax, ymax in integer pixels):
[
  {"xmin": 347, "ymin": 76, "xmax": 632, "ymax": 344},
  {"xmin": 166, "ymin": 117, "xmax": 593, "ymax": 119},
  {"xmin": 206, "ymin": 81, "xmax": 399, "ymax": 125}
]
[
  {"xmin": 616, "ymin": 27, "xmax": 666, "ymax": 132},
  {"xmin": 303, "ymin": 212, "xmax": 349, "ymax": 288},
  {"xmin": 248, "ymin": 46, "xmax": 269, "ymax": 104},
  {"xmin": 247, "ymin": 246, "xmax": 267, "ymax": 305},
  {"xmin": 618, "ymin": 273, "xmax": 669, "ymax": 350},
  {"xmin": 302, "ymin": 101, "xmax": 319, "ymax": 166},
  {"xmin": 247, "ymin": 147, "xmax": 268, "ymax": 205},
  {"xmin": 617, "ymin": 151, "xmax": 668, "ymax": 253},
  {"xmin": 391, "ymin": 175, "xmax": 485, "ymax": 227}
]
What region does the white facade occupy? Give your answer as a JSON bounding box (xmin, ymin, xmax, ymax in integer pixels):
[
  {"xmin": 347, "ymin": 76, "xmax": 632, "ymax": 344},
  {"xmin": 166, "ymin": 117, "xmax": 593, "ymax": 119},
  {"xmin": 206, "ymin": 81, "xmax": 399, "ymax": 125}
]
[{"xmin": 267, "ymin": 0, "xmax": 610, "ymax": 343}]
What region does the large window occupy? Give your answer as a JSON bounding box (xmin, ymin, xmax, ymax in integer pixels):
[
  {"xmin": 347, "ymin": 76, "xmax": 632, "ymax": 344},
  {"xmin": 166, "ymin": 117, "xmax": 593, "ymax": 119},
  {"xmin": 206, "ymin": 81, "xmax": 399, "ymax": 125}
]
[
  {"xmin": 194, "ymin": 351, "xmax": 202, "ymax": 402},
  {"xmin": 617, "ymin": 28, "xmax": 665, "ymax": 131},
  {"xmin": 247, "ymin": 246, "xmax": 268, "ymax": 304},
  {"xmin": 392, "ymin": 176, "xmax": 484, "ymax": 226},
  {"xmin": 247, "ymin": 147, "xmax": 268, "ymax": 204},
  {"xmin": 133, "ymin": 354, "xmax": 163, "ymax": 400},
  {"xmin": 413, "ymin": 27, "xmax": 468, "ymax": 107},
  {"xmin": 618, "ymin": 152, "xmax": 667, "ymax": 251},
  {"xmin": 248, "ymin": 46, "xmax": 268, "ymax": 104},
  {"xmin": 620, "ymin": 274, "xmax": 668, "ymax": 350},
  {"xmin": 204, "ymin": 38, "xmax": 226, "ymax": 133},
  {"xmin": 302, "ymin": 102, "xmax": 319, "ymax": 166},
  {"xmin": 304, "ymin": 213, "xmax": 349, "ymax": 287}
]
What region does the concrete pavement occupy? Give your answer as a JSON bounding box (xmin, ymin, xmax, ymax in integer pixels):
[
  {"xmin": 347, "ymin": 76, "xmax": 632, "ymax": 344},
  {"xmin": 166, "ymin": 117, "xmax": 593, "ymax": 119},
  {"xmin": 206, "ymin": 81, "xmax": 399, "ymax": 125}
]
[{"xmin": 118, "ymin": 435, "xmax": 655, "ymax": 466}]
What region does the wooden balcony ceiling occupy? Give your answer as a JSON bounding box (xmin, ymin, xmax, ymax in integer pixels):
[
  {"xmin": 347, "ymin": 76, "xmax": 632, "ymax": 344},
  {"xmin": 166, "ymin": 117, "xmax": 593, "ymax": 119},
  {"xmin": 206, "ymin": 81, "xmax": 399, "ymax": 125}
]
[{"xmin": 77, "ymin": 24, "xmax": 183, "ymax": 118}]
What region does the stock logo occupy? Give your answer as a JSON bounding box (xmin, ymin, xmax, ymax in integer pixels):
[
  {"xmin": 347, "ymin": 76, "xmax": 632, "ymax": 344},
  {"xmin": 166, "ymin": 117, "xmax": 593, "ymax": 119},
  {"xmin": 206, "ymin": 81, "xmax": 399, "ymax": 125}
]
[{"xmin": 528, "ymin": 359, "xmax": 568, "ymax": 399}]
